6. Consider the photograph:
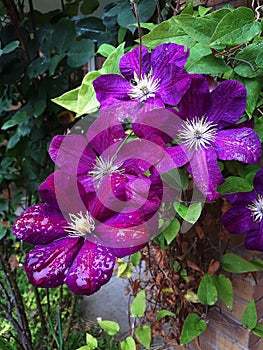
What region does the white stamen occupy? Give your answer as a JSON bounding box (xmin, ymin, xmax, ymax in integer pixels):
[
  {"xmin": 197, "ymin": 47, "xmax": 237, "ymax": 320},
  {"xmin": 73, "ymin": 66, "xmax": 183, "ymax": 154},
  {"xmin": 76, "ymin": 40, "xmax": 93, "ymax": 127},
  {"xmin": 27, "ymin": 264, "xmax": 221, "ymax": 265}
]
[
  {"xmin": 65, "ymin": 211, "xmax": 95, "ymax": 238},
  {"xmin": 247, "ymin": 194, "xmax": 263, "ymax": 222},
  {"xmin": 89, "ymin": 156, "xmax": 123, "ymax": 185},
  {"xmin": 128, "ymin": 74, "xmax": 160, "ymax": 102},
  {"xmin": 178, "ymin": 116, "xmax": 217, "ymax": 151}
]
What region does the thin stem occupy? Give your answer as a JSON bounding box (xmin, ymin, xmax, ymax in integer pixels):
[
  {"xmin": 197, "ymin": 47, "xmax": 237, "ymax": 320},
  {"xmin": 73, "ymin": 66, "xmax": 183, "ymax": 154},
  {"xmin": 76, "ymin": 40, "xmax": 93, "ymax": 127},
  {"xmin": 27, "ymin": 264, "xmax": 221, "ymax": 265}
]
[
  {"xmin": 32, "ymin": 286, "xmax": 48, "ymax": 337},
  {"xmin": 155, "ymin": 0, "xmax": 162, "ymax": 23},
  {"xmin": 131, "ymin": 1, "xmax": 143, "ymax": 79},
  {"xmin": 63, "ymin": 294, "xmax": 77, "ymax": 342},
  {"xmin": 61, "ymin": 0, "xmax": 65, "ymax": 11},
  {"xmin": 28, "ymin": 0, "xmax": 36, "ymax": 35}
]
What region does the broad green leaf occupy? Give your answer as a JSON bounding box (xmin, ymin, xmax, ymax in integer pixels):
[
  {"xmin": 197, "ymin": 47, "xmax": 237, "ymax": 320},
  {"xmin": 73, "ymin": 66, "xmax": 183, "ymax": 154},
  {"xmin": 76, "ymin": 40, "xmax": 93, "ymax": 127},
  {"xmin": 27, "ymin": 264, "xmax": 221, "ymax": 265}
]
[
  {"xmin": 76, "ymin": 70, "xmax": 101, "ymax": 116},
  {"xmin": 116, "ymin": 261, "xmax": 133, "ymax": 279},
  {"xmin": 198, "ymin": 6, "xmax": 212, "ymax": 17},
  {"xmin": 98, "ymin": 320, "xmax": 120, "ymax": 336},
  {"xmin": 0, "ymin": 226, "xmax": 7, "ymax": 240},
  {"xmin": 2, "ymin": 40, "xmax": 19, "ymax": 54},
  {"xmin": 186, "ymin": 53, "xmax": 230, "ymax": 74},
  {"xmin": 27, "ymin": 57, "xmax": 50, "ymax": 78},
  {"xmin": 184, "ymin": 290, "xmax": 199, "ymax": 303},
  {"xmin": 130, "ymin": 251, "xmax": 141, "ymax": 266},
  {"xmin": 180, "ymin": 313, "xmax": 207, "ymax": 345},
  {"xmin": 174, "ymin": 202, "xmax": 202, "ymax": 224},
  {"xmin": 85, "ymin": 333, "xmax": 97, "ymax": 349},
  {"xmin": 157, "ymin": 310, "xmax": 176, "ymax": 320},
  {"xmin": 131, "ymin": 289, "xmax": 146, "ymax": 317},
  {"xmin": 51, "ymin": 87, "xmax": 80, "ymax": 113},
  {"xmin": 53, "ymin": 18, "xmax": 75, "ymax": 53},
  {"xmin": 197, "ymin": 274, "xmax": 218, "ymax": 306},
  {"xmin": 218, "ymin": 176, "xmax": 253, "ymax": 194},
  {"xmin": 252, "ymin": 323, "xmax": 263, "ymax": 338},
  {"xmin": 135, "ymin": 326, "xmax": 151, "ymax": 349},
  {"xmin": 2, "ymin": 111, "xmax": 28, "ymax": 130},
  {"xmin": 210, "ymin": 8, "xmax": 261, "ymax": 48},
  {"xmin": 67, "ymin": 39, "xmax": 95, "ymax": 68},
  {"xmin": 161, "ymin": 167, "xmax": 189, "ymax": 191},
  {"xmin": 76, "ymin": 346, "xmax": 90, "ymax": 350},
  {"xmin": 80, "ymin": 0, "xmax": 99, "ymax": 15},
  {"xmin": 222, "ymin": 253, "xmax": 263, "ymax": 273},
  {"xmin": 120, "ymin": 336, "xmax": 136, "ymax": 350},
  {"xmin": 235, "ymin": 77, "xmax": 262, "ymax": 118},
  {"xmin": 255, "ymin": 116, "xmax": 263, "ymax": 142},
  {"xmin": 233, "ymin": 43, "xmax": 263, "ymax": 78},
  {"xmin": 184, "ymin": 43, "xmax": 211, "ymax": 71},
  {"xmin": 100, "ymin": 42, "xmax": 125, "ymax": 74},
  {"xmin": 49, "ymin": 54, "xmax": 66, "ymax": 76},
  {"xmin": 242, "ymin": 299, "xmax": 257, "ymax": 330},
  {"xmin": 162, "ymin": 218, "xmax": 180, "ymax": 244},
  {"xmin": 97, "ymin": 43, "xmax": 116, "ymax": 57},
  {"xmin": 213, "ymin": 275, "xmax": 233, "ymax": 310}
]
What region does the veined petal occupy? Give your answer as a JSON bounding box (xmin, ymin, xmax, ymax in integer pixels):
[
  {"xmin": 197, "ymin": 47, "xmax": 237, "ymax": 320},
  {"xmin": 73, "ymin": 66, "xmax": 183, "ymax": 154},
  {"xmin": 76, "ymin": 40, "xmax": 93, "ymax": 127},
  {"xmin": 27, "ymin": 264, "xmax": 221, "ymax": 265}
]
[
  {"xmin": 120, "ymin": 45, "xmax": 151, "ymax": 80},
  {"xmin": 151, "ymin": 43, "xmax": 190, "ymax": 75},
  {"xmin": 112, "ymin": 243, "xmax": 146, "ymax": 258},
  {"xmin": 157, "ymin": 65, "xmax": 192, "ymax": 106},
  {"xmin": 65, "ymin": 240, "xmax": 115, "ymax": 295},
  {"xmin": 221, "ymin": 206, "xmax": 253, "ymax": 234},
  {"xmin": 12, "ymin": 204, "xmax": 68, "ymax": 245},
  {"xmin": 207, "ymin": 80, "xmax": 246, "ymax": 128},
  {"xmin": 186, "ymin": 147, "xmax": 224, "ymax": 201},
  {"xmin": 93, "ymin": 74, "xmax": 131, "ymax": 106},
  {"xmin": 215, "ymin": 128, "xmax": 262, "ymax": 164},
  {"xmin": 24, "ymin": 237, "xmax": 82, "ymax": 288},
  {"xmin": 245, "ymin": 222, "xmax": 263, "ymax": 251},
  {"xmin": 253, "ymin": 167, "xmax": 263, "ymax": 196},
  {"xmin": 224, "ymin": 191, "xmax": 256, "ymax": 205},
  {"xmin": 156, "ymin": 145, "xmax": 190, "ymax": 173}
]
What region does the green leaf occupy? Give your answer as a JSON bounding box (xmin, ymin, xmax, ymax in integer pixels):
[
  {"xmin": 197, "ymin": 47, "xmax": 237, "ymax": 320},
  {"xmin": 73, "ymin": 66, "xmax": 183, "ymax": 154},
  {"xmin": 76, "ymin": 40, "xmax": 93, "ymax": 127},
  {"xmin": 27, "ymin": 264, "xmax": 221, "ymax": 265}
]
[
  {"xmin": 53, "ymin": 18, "xmax": 76, "ymax": 53},
  {"xmin": 233, "ymin": 43, "xmax": 263, "ymax": 78},
  {"xmin": 131, "ymin": 289, "xmax": 146, "ymax": 317},
  {"xmin": 162, "ymin": 218, "xmax": 180, "ymax": 244},
  {"xmin": 242, "ymin": 299, "xmax": 257, "ymax": 330},
  {"xmin": 51, "ymin": 87, "xmax": 80, "ymax": 113},
  {"xmin": 27, "ymin": 57, "xmax": 50, "ymax": 78},
  {"xmin": 213, "ymin": 275, "xmax": 233, "ymax": 310},
  {"xmin": 100, "ymin": 42, "xmax": 125, "ymax": 74},
  {"xmin": 197, "ymin": 274, "xmax": 218, "ymax": 306},
  {"xmin": 130, "ymin": 251, "xmax": 141, "ymax": 266},
  {"xmin": 180, "ymin": 313, "xmax": 207, "ymax": 345},
  {"xmin": 186, "ymin": 53, "xmax": 230, "ymax": 74},
  {"xmin": 174, "ymin": 201, "xmax": 202, "ymax": 224},
  {"xmin": 67, "ymin": 39, "xmax": 95, "ymax": 68},
  {"xmin": 49, "ymin": 54, "xmax": 66, "ymax": 76},
  {"xmin": 85, "ymin": 333, "xmax": 98, "ymax": 349},
  {"xmin": 1, "ymin": 111, "xmax": 28, "ymax": 130},
  {"xmin": 210, "ymin": 8, "xmax": 261, "ymax": 48},
  {"xmin": 97, "ymin": 44, "xmax": 116, "ymax": 57},
  {"xmin": 97, "ymin": 320, "xmax": 120, "ymax": 336},
  {"xmin": 0, "ymin": 226, "xmax": 7, "ymax": 240},
  {"xmin": 236, "ymin": 77, "xmax": 262, "ymax": 118},
  {"xmin": 80, "ymin": 0, "xmax": 99, "ymax": 15},
  {"xmin": 218, "ymin": 176, "xmax": 253, "ymax": 194},
  {"xmin": 2, "ymin": 40, "xmax": 19, "ymax": 54},
  {"xmin": 76, "ymin": 346, "xmax": 90, "ymax": 350},
  {"xmin": 116, "ymin": 261, "xmax": 133, "ymax": 279},
  {"xmin": 198, "ymin": 6, "xmax": 212, "ymax": 17},
  {"xmin": 157, "ymin": 310, "xmax": 176, "ymax": 320},
  {"xmin": 161, "ymin": 167, "xmax": 189, "ymax": 191},
  {"xmin": 222, "ymin": 253, "xmax": 263, "ymax": 273},
  {"xmin": 135, "ymin": 326, "xmax": 151, "ymax": 349},
  {"xmin": 252, "ymin": 323, "xmax": 263, "ymax": 338},
  {"xmin": 0, "ymin": 336, "xmax": 17, "ymax": 350},
  {"xmin": 255, "ymin": 116, "xmax": 263, "ymax": 142},
  {"xmin": 120, "ymin": 336, "xmax": 136, "ymax": 350}
]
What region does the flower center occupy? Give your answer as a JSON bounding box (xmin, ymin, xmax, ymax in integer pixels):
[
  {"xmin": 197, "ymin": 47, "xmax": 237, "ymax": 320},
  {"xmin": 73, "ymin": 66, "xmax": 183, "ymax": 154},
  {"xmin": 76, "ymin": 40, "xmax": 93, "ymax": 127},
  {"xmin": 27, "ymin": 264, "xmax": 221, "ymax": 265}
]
[
  {"xmin": 65, "ymin": 211, "xmax": 95, "ymax": 238},
  {"xmin": 128, "ymin": 74, "xmax": 160, "ymax": 102},
  {"xmin": 178, "ymin": 116, "xmax": 217, "ymax": 151},
  {"xmin": 89, "ymin": 156, "xmax": 123, "ymax": 185},
  {"xmin": 247, "ymin": 194, "xmax": 263, "ymax": 222}
]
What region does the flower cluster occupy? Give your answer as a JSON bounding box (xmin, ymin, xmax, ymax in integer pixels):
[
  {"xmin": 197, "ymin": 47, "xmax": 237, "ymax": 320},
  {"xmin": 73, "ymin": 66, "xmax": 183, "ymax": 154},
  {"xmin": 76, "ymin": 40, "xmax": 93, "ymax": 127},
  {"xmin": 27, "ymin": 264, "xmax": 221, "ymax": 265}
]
[{"xmin": 13, "ymin": 43, "xmax": 262, "ymax": 295}]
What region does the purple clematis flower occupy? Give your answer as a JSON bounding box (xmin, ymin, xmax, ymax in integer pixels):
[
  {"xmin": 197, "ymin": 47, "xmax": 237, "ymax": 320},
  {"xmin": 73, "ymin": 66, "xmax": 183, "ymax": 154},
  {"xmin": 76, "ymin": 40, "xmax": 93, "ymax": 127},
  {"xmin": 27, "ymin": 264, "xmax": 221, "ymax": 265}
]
[
  {"xmin": 12, "ymin": 171, "xmax": 152, "ymax": 295},
  {"xmin": 93, "ymin": 43, "xmax": 191, "ymax": 109},
  {"xmin": 222, "ymin": 167, "xmax": 263, "ymax": 251},
  {"xmin": 150, "ymin": 75, "xmax": 262, "ymax": 201}
]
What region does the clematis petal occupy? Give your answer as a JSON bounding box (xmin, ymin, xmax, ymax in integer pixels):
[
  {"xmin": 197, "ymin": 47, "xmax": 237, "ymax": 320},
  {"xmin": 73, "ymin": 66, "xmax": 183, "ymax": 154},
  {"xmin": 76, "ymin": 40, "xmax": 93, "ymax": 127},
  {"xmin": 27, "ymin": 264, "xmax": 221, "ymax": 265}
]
[
  {"xmin": 65, "ymin": 240, "xmax": 115, "ymax": 295},
  {"xmin": 93, "ymin": 74, "xmax": 132, "ymax": 106},
  {"xmin": 186, "ymin": 147, "xmax": 224, "ymax": 201},
  {"xmin": 221, "ymin": 206, "xmax": 253, "ymax": 234},
  {"xmin": 112, "ymin": 243, "xmax": 146, "ymax": 258},
  {"xmin": 253, "ymin": 167, "xmax": 263, "ymax": 196},
  {"xmin": 207, "ymin": 80, "xmax": 246, "ymax": 128},
  {"xmin": 12, "ymin": 204, "xmax": 68, "ymax": 245},
  {"xmin": 156, "ymin": 145, "xmax": 190, "ymax": 173},
  {"xmin": 157, "ymin": 65, "xmax": 192, "ymax": 106},
  {"xmin": 245, "ymin": 222, "xmax": 263, "ymax": 251},
  {"xmin": 224, "ymin": 191, "xmax": 256, "ymax": 205},
  {"xmin": 215, "ymin": 128, "xmax": 262, "ymax": 164},
  {"xmin": 151, "ymin": 43, "xmax": 190, "ymax": 75},
  {"xmin": 119, "ymin": 45, "xmax": 151, "ymax": 80},
  {"xmin": 49, "ymin": 135, "xmax": 96, "ymax": 174},
  {"xmin": 24, "ymin": 237, "xmax": 82, "ymax": 288}
]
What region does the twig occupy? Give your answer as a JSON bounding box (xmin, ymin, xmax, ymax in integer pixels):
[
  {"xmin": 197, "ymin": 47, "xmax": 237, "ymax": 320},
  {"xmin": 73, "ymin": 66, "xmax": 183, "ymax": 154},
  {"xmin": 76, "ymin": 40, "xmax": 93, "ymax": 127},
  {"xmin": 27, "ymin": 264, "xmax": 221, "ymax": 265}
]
[
  {"xmin": 63, "ymin": 293, "xmax": 77, "ymax": 342},
  {"xmin": 28, "ymin": 0, "xmax": 36, "ymax": 35},
  {"xmin": 32, "ymin": 286, "xmax": 48, "ymax": 337}
]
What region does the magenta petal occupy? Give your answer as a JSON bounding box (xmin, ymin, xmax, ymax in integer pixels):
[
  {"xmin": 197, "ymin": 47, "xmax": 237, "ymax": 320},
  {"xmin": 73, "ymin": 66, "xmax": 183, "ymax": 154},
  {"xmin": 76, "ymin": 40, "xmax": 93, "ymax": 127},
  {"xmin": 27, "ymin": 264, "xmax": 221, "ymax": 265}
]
[
  {"xmin": 253, "ymin": 167, "xmax": 263, "ymax": 195},
  {"xmin": 156, "ymin": 145, "xmax": 190, "ymax": 173},
  {"xmin": 207, "ymin": 80, "xmax": 246, "ymax": 128},
  {"xmin": 151, "ymin": 43, "xmax": 190, "ymax": 74},
  {"xmin": 65, "ymin": 240, "xmax": 115, "ymax": 295},
  {"xmin": 245, "ymin": 222, "xmax": 263, "ymax": 251},
  {"xmin": 222, "ymin": 206, "xmax": 253, "ymax": 234},
  {"xmin": 215, "ymin": 128, "xmax": 262, "ymax": 164},
  {"xmin": 93, "ymin": 74, "xmax": 131, "ymax": 106},
  {"xmin": 120, "ymin": 46, "xmax": 151, "ymax": 80},
  {"xmin": 112, "ymin": 243, "xmax": 146, "ymax": 258},
  {"xmin": 12, "ymin": 204, "xmax": 68, "ymax": 245},
  {"xmin": 187, "ymin": 148, "xmax": 224, "ymax": 201},
  {"xmin": 24, "ymin": 237, "xmax": 82, "ymax": 288}
]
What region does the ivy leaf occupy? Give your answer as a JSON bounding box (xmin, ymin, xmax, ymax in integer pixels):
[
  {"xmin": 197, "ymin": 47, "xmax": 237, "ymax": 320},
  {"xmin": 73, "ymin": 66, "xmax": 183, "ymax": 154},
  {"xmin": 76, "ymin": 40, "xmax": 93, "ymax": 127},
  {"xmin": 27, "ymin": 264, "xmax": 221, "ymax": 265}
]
[
  {"xmin": 51, "ymin": 87, "xmax": 80, "ymax": 113},
  {"xmin": 210, "ymin": 8, "xmax": 261, "ymax": 48},
  {"xmin": 218, "ymin": 176, "xmax": 253, "ymax": 194},
  {"xmin": 97, "ymin": 320, "xmax": 120, "ymax": 336},
  {"xmin": 157, "ymin": 310, "xmax": 176, "ymax": 320},
  {"xmin": 120, "ymin": 336, "xmax": 136, "ymax": 350},
  {"xmin": 242, "ymin": 300, "xmax": 257, "ymax": 330},
  {"xmin": 174, "ymin": 201, "xmax": 202, "ymax": 224},
  {"xmin": 116, "ymin": 260, "xmax": 133, "ymax": 279},
  {"xmin": 53, "ymin": 18, "xmax": 76, "ymax": 53},
  {"xmin": 186, "ymin": 53, "xmax": 230, "ymax": 75},
  {"xmin": 100, "ymin": 42, "xmax": 125, "ymax": 74},
  {"xmin": 130, "ymin": 251, "xmax": 141, "ymax": 266},
  {"xmin": 2, "ymin": 111, "xmax": 28, "ymax": 130},
  {"xmin": 180, "ymin": 313, "xmax": 207, "ymax": 345},
  {"xmin": 67, "ymin": 39, "xmax": 95, "ymax": 68},
  {"xmin": 85, "ymin": 333, "xmax": 98, "ymax": 350},
  {"xmin": 222, "ymin": 253, "xmax": 263, "ymax": 273},
  {"xmin": 197, "ymin": 274, "xmax": 218, "ymax": 306},
  {"xmin": 135, "ymin": 326, "xmax": 151, "ymax": 349},
  {"xmin": 213, "ymin": 275, "xmax": 233, "ymax": 310},
  {"xmin": 162, "ymin": 218, "xmax": 180, "ymax": 244},
  {"xmin": 131, "ymin": 289, "xmax": 146, "ymax": 317}
]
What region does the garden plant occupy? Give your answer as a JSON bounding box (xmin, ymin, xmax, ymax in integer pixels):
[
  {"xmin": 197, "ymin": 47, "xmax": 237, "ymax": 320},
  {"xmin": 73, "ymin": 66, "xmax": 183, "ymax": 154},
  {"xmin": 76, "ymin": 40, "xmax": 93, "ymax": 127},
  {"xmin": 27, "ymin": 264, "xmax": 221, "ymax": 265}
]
[{"xmin": 1, "ymin": 0, "xmax": 263, "ymax": 349}]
